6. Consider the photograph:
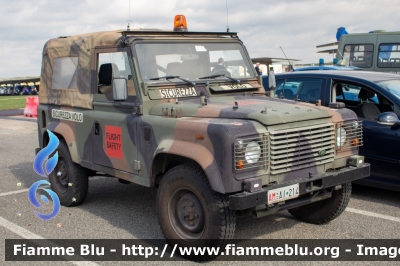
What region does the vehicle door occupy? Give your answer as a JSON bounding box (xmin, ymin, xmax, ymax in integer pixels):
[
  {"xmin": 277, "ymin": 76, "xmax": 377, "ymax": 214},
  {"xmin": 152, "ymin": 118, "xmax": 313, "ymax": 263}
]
[
  {"xmin": 90, "ymin": 48, "xmax": 141, "ymax": 175},
  {"xmin": 331, "ymin": 80, "xmax": 400, "ymax": 181}
]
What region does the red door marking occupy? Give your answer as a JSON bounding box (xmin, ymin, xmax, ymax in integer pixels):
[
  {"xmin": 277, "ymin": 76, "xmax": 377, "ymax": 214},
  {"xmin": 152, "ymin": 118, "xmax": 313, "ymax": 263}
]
[{"xmin": 105, "ymin": 125, "xmax": 123, "ymax": 159}]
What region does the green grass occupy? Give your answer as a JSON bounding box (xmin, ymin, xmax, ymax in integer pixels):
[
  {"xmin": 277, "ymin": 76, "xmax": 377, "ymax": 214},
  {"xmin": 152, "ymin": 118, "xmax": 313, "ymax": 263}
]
[{"xmin": 0, "ymin": 95, "xmax": 31, "ymax": 110}]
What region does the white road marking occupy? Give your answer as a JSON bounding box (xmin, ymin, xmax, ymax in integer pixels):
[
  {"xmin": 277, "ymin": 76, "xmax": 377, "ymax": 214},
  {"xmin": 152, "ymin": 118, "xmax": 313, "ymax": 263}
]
[
  {"xmin": 0, "ymin": 189, "xmax": 29, "ymax": 197},
  {"xmin": 0, "ymin": 217, "xmax": 99, "ymax": 266},
  {"xmin": 0, "ymin": 185, "xmax": 51, "ymax": 197},
  {"xmin": 346, "ymin": 207, "xmax": 400, "ymax": 223}
]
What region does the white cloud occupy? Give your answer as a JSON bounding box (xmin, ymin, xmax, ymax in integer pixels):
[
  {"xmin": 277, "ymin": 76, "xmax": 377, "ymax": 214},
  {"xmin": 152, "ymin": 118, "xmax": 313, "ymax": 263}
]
[{"xmin": 0, "ymin": 0, "xmax": 397, "ymax": 78}]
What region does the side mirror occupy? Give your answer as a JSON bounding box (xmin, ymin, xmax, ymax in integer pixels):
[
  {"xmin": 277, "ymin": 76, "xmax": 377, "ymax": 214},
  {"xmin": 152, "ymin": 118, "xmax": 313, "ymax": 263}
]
[
  {"xmin": 113, "ymin": 78, "xmax": 127, "ymax": 101},
  {"xmin": 377, "ymin": 112, "xmax": 400, "ymax": 126},
  {"xmin": 268, "ymin": 69, "xmax": 276, "ymax": 98}
]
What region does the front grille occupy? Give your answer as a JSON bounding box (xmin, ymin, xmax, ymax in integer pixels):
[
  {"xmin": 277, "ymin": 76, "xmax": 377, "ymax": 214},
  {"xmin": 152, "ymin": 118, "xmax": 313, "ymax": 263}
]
[
  {"xmin": 336, "ymin": 120, "xmax": 363, "ymax": 151},
  {"xmin": 269, "ymin": 124, "xmax": 335, "ymax": 175},
  {"xmin": 234, "ymin": 134, "xmax": 268, "ymax": 170}
]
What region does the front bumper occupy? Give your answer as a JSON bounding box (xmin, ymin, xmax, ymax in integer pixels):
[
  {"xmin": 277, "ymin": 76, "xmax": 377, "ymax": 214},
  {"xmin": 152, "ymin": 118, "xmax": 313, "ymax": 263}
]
[{"xmin": 229, "ymin": 163, "xmax": 370, "ymax": 210}]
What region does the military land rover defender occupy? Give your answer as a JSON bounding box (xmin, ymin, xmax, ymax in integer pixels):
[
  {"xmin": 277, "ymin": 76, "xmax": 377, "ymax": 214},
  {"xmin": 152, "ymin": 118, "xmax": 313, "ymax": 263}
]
[{"xmin": 36, "ymin": 15, "xmax": 370, "ymax": 248}]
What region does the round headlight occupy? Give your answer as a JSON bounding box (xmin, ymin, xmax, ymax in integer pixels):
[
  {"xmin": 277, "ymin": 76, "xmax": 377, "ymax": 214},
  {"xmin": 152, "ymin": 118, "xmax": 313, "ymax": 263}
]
[
  {"xmin": 245, "ymin": 141, "xmax": 261, "ymax": 164},
  {"xmin": 336, "ymin": 127, "xmax": 347, "ymax": 147}
]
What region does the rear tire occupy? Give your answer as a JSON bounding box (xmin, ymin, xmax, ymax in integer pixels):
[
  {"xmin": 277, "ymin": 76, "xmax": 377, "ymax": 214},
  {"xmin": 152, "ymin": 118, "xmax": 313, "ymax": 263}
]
[
  {"xmin": 157, "ymin": 164, "xmax": 235, "ymax": 260},
  {"xmin": 49, "ymin": 140, "xmax": 89, "ymax": 207},
  {"xmin": 288, "ymin": 182, "xmax": 352, "ymax": 224}
]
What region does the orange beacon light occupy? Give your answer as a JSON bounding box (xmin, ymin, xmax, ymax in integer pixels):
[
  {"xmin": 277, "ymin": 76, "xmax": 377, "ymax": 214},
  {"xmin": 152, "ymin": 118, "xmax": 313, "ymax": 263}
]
[{"xmin": 173, "ymin": 15, "xmax": 188, "ymax": 31}]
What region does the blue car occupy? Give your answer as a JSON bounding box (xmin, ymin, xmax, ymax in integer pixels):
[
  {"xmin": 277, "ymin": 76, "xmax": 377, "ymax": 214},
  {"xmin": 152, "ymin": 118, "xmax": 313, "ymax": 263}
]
[
  {"xmin": 13, "ymin": 85, "xmax": 23, "ymax": 95},
  {"xmin": 22, "ymin": 86, "xmax": 31, "ymax": 95},
  {"xmin": 294, "ymin": 65, "xmax": 364, "ymax": 71},
  {"xmin": 263, "ymin": 70, "xmax": 400, "ymax": 191}
]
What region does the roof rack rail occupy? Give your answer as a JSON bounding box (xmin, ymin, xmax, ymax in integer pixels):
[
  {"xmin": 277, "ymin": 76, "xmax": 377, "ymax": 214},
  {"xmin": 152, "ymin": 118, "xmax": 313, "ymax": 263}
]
[{"xmin": 120, "ymin": 30, "xmax": 237, "ymax": 37}]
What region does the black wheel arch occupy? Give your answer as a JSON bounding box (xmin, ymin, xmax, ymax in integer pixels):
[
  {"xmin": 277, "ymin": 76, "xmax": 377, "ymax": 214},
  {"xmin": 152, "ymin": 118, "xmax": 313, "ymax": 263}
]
[{"xmin": 151, "ymin": 153, "xmax": 226, "ymax": 193}]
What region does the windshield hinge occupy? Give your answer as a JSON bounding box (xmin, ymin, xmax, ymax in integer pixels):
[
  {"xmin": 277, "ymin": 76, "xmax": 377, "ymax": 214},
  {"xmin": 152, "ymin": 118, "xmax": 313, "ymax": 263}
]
[{"xmin": 162, "ymin": 107, "xmax": 182, "ymax": 118}]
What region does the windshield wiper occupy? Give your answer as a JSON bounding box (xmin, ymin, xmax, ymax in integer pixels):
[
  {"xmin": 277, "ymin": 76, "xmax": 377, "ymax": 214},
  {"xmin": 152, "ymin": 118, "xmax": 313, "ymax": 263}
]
[
  {"xmin": 149, "ymin": 75, "xmax": 196, "ymax": 86},
  {"xmin": 199, "ymin": 74, "xmax": 240, "ymax": 84}
]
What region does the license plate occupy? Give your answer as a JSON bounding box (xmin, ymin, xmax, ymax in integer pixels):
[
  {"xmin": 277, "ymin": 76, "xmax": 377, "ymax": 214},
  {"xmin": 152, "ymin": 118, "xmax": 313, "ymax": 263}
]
[
  {"xmin": 220, "ymin": 84, "xmax": 253, "ymax": 90},
  {"xmin": 267, "ymin": 183, "xmax": 299, "ymax": 204}
]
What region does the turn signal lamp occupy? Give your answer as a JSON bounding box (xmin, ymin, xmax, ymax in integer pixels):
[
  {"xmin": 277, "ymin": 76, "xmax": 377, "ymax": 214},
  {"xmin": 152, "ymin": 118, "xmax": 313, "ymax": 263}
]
[
  {"xmin": 173, "ymin": 15, "xmax": 188, "ymax": 32},
  {"xmin": 236, "ymin": 160, "xmax": 244, "ymax": 170},
  {"xmin": 196, "ymin": 134, "xmax": 205, "ymax": 140},
  {"xmin": 351, "ymin": 138, "xmax": 359, "ymax": 147}
]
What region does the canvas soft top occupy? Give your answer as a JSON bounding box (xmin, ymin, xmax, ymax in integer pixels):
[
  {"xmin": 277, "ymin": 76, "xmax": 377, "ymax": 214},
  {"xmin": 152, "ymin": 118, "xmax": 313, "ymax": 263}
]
[
  {"xmin": 39, "ymin": 30, "xmax": 124, "ymax": 109},
  {"xmin": 39, "ymin": 29, "xmax": 239, "ymax": 109}
]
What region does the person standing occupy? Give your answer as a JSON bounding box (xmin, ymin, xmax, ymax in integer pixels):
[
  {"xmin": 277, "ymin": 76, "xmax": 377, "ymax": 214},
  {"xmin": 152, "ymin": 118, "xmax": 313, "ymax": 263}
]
[
  {"xmin": 255, "ymin": 62, "xmax": 262, "ymax": 76},
  {"xmin": 212, "ymin": 58, "xmax": 227, "ymax": 73}
]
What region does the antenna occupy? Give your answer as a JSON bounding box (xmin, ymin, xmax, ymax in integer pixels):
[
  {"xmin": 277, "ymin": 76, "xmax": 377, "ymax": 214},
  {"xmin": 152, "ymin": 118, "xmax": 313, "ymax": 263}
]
[
  {"xmin": 126, "ymin": 0, "xmax": 131, "ymax": 31},
  {"xmin": 226, "ymin": 0, "xmax": 229, "ymax": 32},
  {"xmin": 336, "ymin": 48, "xmax": 344, "ymax": 58},
  {"xmin": 336, "ymin": 48, "xmax": 349, "ymax": 66},
  {"xmin": 279, "ymin": 46, "xmax": 294, "ymax": 71}
]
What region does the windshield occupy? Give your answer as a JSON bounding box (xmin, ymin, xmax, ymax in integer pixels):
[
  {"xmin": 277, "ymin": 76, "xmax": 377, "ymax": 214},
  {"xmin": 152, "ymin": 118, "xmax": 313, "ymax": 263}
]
[
  {"xmin": 134, "ymin": 42, "xmax": 255, "ymax": 83},
  {"xmin": 376, "ymin": 80, "xmax": 400, "ymax": 100}
]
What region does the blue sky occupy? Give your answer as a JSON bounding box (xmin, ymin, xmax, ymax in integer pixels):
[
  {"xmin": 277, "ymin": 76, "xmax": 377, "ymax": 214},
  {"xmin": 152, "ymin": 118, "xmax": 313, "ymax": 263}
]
[{"xmin": 0, "ymin": 0, "xmax": 397, "ymax": 78}]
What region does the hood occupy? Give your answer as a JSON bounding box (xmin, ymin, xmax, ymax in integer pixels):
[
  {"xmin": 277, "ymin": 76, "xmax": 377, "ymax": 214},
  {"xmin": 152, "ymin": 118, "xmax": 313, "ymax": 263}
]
[{"xmin": 149, "ymin": 97, "xmax": 332, "ymax": 126}]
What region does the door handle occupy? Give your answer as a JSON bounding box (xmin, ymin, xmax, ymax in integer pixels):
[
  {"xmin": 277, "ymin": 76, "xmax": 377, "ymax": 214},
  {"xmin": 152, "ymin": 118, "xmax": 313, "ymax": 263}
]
[{"xmin": 94, "ymin": 122, "xmax": 100, "ymax": 135}]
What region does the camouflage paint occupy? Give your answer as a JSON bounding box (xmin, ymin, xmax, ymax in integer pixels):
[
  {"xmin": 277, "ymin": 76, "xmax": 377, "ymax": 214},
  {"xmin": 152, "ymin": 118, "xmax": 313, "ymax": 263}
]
[{"xmin": 37, "ymin": 30, "xmax": 368, "ymax": 199}]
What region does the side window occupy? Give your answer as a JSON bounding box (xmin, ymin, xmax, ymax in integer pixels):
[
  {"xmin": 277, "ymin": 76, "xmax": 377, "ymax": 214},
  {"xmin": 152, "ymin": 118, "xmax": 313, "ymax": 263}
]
[
  {"xmin": 335, "ymin": 83, "xmax": 379, "ymax": 104},
  {"xmin": 97, "ymin": 51, "xmax": 135, "ymax": 96},
  {"xmin": 335, "ymin": 82, "xmax": 396, "ymax": 119},
  {"xmin": 343, "ymin": 44, "xmax": 374, "ymax": 68},
  {"xmin": 274, "ymin": 79, "xmax": 285, "ymax": 92},
  {"xmin": 52, "ymin": 57, "xmax": 78, "ymax": 90},
  {"xmin": 274, "ymin": 78, "xmax": 323, "ymax": 102},
  {"xmin": 378, "ymin": 43, "xmax": 400, "ymax": 68}
]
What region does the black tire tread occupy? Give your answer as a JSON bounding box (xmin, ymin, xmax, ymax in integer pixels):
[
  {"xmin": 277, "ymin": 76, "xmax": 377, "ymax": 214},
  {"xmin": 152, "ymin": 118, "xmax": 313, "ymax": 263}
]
[
  {"xmin": 49, "ymin": 140, "xmax": 88, "ymax": 207},
  {"xmin": 156, "ymin": 163, "xmax": 235, "ymax": 260}
]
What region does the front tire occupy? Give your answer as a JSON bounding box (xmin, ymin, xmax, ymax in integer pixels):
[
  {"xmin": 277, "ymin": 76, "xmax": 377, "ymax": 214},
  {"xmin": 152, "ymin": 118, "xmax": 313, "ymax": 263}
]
[
  {"xmin": 156, "ymin": 164, "xmax": 235, "ymax": 258},
  {"xmin": 49, "ymin": 140, "xmax": 89, "ymax": 207},
  {"xmin": 288, "ymin": 182, "xmax": 352, "ymax": 224}
]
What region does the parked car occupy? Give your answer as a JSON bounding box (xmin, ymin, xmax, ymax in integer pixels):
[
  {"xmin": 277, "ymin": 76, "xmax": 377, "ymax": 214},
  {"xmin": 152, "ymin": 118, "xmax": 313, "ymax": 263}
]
[
  {"xmin": 0, "ymin": 86, "xmax": 13, "ymax": 95},
  {"xmin": 13, "ymin": 85, "xmax": 23, "ymax": 95},
  {"xmin": 22, "ymin": 86, "xmax": 31, "ymax": 95},
  {"xmin": 294, "ymin": 65, "xmax": 364, "ymax": 71},
  {"xmin": 5, "ymin": 86, "xmax": 13, "ymax": 95},
  {"xmin": 30, "ymin": 86, "xmax": 38, "ymax": 95},
  {"xmin": 263, "ymin": 70, "xmax": 400, "ymax": 191}
]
